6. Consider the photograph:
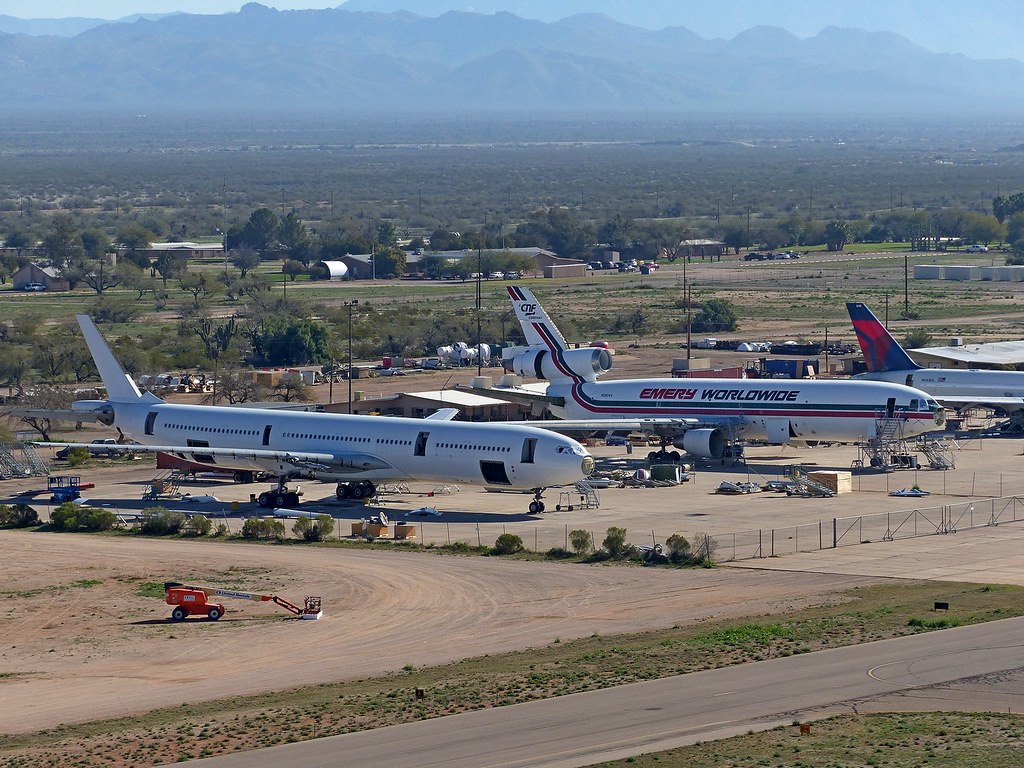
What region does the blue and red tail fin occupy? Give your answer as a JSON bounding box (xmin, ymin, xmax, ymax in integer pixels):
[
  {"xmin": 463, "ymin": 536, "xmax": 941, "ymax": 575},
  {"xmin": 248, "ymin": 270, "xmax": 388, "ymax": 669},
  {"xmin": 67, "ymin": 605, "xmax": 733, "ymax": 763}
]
[{"xmin": 846, "ymin": 302, "xmax": 922, "ymax": 373}]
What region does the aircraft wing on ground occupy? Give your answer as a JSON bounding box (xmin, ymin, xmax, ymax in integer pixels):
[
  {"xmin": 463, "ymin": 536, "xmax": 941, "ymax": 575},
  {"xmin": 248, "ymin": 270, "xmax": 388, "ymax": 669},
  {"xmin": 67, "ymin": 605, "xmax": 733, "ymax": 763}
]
[
  {"xmin": 36, "ymin": 442, "xmax": 392, "ymax": 473},
  {"xmin": 459, "ymin": 384, "xmax": 566, "ymax": 408},
  {"xmin": 932, "ymin": 395, "xmax": 1024, "ymax": 415},
  {"xmin": 501, "ymin": 417, "xmax": 700, "ymax": 435}
]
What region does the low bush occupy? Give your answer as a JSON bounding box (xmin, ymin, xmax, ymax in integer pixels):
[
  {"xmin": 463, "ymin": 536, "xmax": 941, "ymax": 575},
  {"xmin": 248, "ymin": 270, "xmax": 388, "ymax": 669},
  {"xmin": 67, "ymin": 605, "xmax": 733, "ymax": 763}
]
[
  {"xmin": 0, "ymin": 503, "xmax": 40, "ymax": 527},
  {"xmin": 241, "ymin": 517, "xmax": 286, "ymax": 541},
  {"xmin": 186, "ymin": 514, "xmax": 212, "ymax": 536},
  {"xmin": 292, "ymin": 514, "xmax": 335, "ymax": 541},
  {"xmin": 140, "ymin": 508, "xmax": 187, "ymax": 535},
  {"xmin": 49, "ymin": 502, "xmax": 117, "ymax": 532},
  {"xmin": 569, "ymin": 528, "xmax": 592, "ymax": 555},
  {"xmin": 493, "ymin": 533, "xmax": 524, "ymax": 555}
]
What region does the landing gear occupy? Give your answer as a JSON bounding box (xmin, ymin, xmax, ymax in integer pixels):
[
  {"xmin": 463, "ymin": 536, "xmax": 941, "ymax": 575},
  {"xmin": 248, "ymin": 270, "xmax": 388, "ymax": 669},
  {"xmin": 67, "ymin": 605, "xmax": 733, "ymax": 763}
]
[
  {"xmin": 528, "ymin": 488, "xmax": 546, "ymax": 514},
  {"xmin": 335, "ymin": 481, "xmax": 377, "ymax": 501},
  {"xmin": 256, "ymin": 477, "xmax": 302, "ymax": 508}
]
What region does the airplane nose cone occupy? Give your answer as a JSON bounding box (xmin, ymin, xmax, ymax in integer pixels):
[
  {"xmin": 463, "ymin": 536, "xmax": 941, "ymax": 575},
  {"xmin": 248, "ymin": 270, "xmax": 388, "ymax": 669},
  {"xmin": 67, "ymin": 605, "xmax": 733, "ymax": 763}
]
[
  {"xmin": 581, "ymin": 455, "xmax": 595, "ymax": 476},
  {"xmin": 933, "ymin": 407, "xmax": 946, "ymax": 427}
]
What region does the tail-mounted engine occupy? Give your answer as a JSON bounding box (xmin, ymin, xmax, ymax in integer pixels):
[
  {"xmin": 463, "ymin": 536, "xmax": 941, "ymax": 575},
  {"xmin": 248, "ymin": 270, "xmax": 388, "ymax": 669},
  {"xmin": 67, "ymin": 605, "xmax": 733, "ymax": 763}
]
[
  {"xmin": 72, "ymin": 400, "xmax": 116, "ymax": 426},
  {"xmin": 506, "ymin": 347, "xmax": 612, "ymax": 383}
]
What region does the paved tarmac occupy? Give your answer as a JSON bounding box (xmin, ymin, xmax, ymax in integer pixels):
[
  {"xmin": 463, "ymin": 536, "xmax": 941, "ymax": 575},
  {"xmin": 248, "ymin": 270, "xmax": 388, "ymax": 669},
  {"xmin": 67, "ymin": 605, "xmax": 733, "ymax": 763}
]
[{"xmin": 175, "ymin": 617, "xmax": 1024, "ymax": 768}]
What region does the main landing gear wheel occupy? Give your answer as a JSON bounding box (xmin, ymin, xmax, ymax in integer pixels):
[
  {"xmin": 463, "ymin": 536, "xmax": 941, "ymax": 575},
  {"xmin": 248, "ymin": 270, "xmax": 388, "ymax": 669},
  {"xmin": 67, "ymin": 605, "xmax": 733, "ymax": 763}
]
[
  {"xmin": 337, "ymin": 481, "xmax": 377, "ymax": 501},
  {"xmin": 528, "ymin": 489, "xmax": 546, "ymax": 514},
  {"xmin": 257, "ymin": 491, "xmax": 271, "ymax": 507}
]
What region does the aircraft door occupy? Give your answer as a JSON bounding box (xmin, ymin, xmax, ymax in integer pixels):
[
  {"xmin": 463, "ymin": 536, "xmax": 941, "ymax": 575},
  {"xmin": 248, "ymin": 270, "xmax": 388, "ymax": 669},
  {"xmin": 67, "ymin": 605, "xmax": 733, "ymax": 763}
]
[
  {"xmin": 764, "ymin": 418, "xmax": 792, "ymax": 444},
  {"xmin": 479, "ymin": 460, "xmax": 511, "ymax": 485},
  {"xmin": 262, "ymin": 425, "xmax": 272, "ymax": 446},
  {"xmin": 414, "ymin": 431, "xmax": 429, "ymax": 457},
  {"xmin": 185, "ymin": 438, "xmax": 214, "ymax": 464},
  {"xmin": 521, "ymin": 437, "xmax": 537, "ymax": 464},
  {"xmin": 905, "ymin": 374, "xmax": 914, "ymax": 387},
  {"xmin": 886, "ymin": 397, "xmax": 896, "ymax": 418},
  {"xmin": 144, "ymin": 411, "xmax": 158, "ymax": 436}
]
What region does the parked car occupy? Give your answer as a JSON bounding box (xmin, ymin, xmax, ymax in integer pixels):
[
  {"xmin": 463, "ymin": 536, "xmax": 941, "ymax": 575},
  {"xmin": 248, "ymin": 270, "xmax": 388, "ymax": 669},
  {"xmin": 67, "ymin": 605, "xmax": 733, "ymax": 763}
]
[
  {"xmin": 966, "ymin": 243, "xmax": 989, "ymax": 252},
  {"xmin": 56, "ymin": 438, "xmax": 125, "ymax": 460},
  {"xmin": 605, "ymin": 435, "xmax": 628, "ymax": 446},
  {"xmin": 21, "ymin": 282, "xmax": 47, "ymax": 291}
]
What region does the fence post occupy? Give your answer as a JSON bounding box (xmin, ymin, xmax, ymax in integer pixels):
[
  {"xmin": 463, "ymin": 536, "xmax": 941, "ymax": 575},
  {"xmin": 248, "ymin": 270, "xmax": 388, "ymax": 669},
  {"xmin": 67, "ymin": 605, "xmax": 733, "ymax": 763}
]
[{"xmin": 833, "ymin": 517, "xmax": 837, "ymax": 548}]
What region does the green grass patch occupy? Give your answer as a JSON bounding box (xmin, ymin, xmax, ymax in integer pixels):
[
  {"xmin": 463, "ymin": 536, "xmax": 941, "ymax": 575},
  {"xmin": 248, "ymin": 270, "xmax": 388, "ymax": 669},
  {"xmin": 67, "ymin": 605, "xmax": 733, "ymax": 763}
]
[{"xmin": 593, "ymin": 712, "xmax": 1024, "ymax": 767}]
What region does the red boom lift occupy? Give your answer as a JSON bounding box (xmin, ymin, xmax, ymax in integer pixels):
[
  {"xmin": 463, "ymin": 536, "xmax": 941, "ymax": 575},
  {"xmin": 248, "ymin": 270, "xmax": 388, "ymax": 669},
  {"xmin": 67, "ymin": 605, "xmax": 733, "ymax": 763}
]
[{"xmin": 164, "ymin": 582, "xmax": 323, "ymax": 621}]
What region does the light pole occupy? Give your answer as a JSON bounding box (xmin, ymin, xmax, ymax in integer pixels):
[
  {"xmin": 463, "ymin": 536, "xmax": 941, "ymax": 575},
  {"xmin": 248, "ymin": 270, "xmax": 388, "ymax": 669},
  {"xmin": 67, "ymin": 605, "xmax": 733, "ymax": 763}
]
[{"xmin": 346, "ymin": 300, "xmax": 358, "ymax": 414}]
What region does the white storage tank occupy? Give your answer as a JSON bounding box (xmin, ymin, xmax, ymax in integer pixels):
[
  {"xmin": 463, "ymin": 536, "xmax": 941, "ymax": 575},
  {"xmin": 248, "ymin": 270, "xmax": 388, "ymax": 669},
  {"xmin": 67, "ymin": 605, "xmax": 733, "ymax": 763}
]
[
  {"xmin": 943, "ymin": 265, "xmax": 979, "ymax": 281},
  {"xmin": 913, "ymin": 264, "xmax": 943, "ymax": 279}
]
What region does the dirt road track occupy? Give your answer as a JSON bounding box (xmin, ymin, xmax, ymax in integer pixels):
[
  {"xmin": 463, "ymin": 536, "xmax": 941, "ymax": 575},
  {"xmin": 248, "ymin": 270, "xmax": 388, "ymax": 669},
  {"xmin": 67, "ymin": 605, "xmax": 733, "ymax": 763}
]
[{"xmin": 0, "ymin": 531, "xmax": 879, "ymax": 734}]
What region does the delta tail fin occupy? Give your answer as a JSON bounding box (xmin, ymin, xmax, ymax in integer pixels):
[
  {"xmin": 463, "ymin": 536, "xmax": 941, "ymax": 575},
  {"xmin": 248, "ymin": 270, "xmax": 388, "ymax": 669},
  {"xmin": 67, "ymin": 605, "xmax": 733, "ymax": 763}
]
[
  {"xmin": 846, "ymin": 302, "xmax": 922, "ymax": 373},
  {"xmin": 77, "ymin": 314, "xmax": 153, "ymax": 403},
  {"xmin": 507, "ymin": 286, "xmax": 569, "ymax": 352}
]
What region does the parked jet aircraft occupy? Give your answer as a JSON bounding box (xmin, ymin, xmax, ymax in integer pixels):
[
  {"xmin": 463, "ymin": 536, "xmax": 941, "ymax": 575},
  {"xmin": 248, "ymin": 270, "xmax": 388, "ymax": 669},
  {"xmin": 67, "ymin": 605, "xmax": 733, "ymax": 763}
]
[
  {"xmin": 40, "ymin": 315, "xmax": 594, "ymax": 513},
  {"xmin": 498, "ymin": 287, "xmax": 945, "ymax": 459},
  {"xmin": 848, "ymin": 301, "xmax": 1024, "ymax": 416}
]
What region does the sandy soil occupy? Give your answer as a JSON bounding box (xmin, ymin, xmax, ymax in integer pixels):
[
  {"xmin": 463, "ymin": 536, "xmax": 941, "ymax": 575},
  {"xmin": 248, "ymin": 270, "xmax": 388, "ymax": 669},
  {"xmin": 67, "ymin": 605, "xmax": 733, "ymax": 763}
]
[{"xmin": 0, "ymin": 530, "xmax": 880, "ymax": 734}]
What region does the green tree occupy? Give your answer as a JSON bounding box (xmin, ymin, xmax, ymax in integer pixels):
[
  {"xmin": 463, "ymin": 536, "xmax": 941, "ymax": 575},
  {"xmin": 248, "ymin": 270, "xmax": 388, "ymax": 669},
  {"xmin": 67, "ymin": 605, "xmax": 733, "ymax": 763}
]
[
  {"xmin": 241, "ymin": 207, "xmax": 280, "ymax": 256},
  {"xmin": 823, "ymin": 220, "xmax": 851, "ymax": 251},
  {"xmin": 372, "ymin": 247, "xmax": 407, "ymax": 279},
  {"xmin": 961, "ymin": 213, "xmax": 1004, "ymax": 246},
  {"xmin": 232, "ymin": 248, "xmax": 262, "ymax": 278},
  {"xmin": 247, "ymin": 316, "xmax": 331, "ymax": 366},
  {"xmin": 4, "ymin": 229, "xmax": 33, "ymax": 258},
  {"xmin": 691, "ymin": 298, "xmax": 738, "ymax": 333},
  {"xmin": 154, "ymin": 252, "xmax": 187, "ymax": 288},
  {"xmin": 281, "ymin": 259, "xmax": 305, "ymax": 282},
  {"xmin": 0, "ymin": 503, "xmax": 40, "ymax": 527},
  {"xmin": 279, "ymin": 212, "xmax": 313, "ymax": 263}
]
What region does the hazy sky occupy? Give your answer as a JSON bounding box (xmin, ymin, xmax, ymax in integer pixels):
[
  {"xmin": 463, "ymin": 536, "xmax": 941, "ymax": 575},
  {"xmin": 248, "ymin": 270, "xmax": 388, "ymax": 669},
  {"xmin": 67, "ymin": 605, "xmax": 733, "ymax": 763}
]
[{"xmin": 4, "ymin": 1, "xmax": 1019, "ymax": 61}]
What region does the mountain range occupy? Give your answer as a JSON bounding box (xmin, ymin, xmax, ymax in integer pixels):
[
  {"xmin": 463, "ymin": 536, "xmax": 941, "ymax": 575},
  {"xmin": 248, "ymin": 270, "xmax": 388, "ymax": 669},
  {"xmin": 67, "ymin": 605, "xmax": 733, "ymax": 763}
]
[{"xmin": 2, "ymin": 3, "xmax": 1021, "ymax": 115}]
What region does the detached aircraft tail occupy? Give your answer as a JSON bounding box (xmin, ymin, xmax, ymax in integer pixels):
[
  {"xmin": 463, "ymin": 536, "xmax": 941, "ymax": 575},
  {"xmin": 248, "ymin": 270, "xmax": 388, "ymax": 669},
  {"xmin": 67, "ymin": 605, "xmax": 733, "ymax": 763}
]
[
  {"xmin": 77, "ymin": 314, "xmax": 159, "ymax": 403},
  {"xmin": 846, "ymin": 302, "xmax": 922, "ymax": 373},
  {"xmin": 507, "ymin": 286, "xmax": 569, "ymax": 352}
]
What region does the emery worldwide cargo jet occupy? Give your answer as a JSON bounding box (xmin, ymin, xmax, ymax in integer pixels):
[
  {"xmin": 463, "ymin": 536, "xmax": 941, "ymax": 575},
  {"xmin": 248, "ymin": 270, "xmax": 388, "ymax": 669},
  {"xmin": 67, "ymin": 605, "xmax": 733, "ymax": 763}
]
[
  {"xmin": 848, "ymin": 301, "xmax": 1024, "ymax": 417},
  {"xmin": 499, "ymin": 286, "xmax": 946, "ymax": 460},
  {"xmin": 38, "ymin": 315, "xmax": 594, "ymax": 513}
]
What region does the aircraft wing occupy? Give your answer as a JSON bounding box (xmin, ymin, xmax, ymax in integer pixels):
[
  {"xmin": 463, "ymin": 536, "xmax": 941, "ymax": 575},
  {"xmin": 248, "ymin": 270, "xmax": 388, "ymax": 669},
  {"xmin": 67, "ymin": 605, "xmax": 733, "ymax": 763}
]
[
  {"xmin": 502, "ymin": 417, "xmax": 700, "ymax": 435},
  {"xmin": 35, "ymin": 442, "xmax": 393, "ymax": 472},
  {"xmin": 934, "ymin": 395, "xmax": 1024, "ymax": 415},
  {"xmin": 5, "ymin": 408, "xmax": 107, "ymax": 423}
]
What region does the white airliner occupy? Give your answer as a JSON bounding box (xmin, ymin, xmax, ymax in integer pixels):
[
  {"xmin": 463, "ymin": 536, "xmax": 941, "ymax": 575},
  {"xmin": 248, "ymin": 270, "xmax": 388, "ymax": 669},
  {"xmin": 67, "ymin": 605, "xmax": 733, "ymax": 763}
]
[
  {"xmin": 498, "ymin": 286, "xmax": 945, "ymax": 460},
  {"xmin": 40, "ymin": 315, "xmax": 594, "ymax": 513},
  {"xmin": 848, "ymin": 301, "xmax": 1024, "ymax": 417}
]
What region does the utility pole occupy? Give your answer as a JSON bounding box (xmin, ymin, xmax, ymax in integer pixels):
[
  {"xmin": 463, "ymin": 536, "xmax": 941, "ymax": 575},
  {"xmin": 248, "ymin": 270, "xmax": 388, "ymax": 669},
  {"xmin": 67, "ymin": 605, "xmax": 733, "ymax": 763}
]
[{"xmin": 346, "ymin": 300, "xmax": 358, "ymax": 414}]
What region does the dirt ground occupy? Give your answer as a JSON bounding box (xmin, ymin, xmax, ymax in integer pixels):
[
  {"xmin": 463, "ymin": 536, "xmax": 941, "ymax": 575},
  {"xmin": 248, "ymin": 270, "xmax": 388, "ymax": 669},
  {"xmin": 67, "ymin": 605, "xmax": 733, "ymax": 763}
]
[{"xmin": 0, "ymin": 528, "xmax": 880, "ymax": 735}]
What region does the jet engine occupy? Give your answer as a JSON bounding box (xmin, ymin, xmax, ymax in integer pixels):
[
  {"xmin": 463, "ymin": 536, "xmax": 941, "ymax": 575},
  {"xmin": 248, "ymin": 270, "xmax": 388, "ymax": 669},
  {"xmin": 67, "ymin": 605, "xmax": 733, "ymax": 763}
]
[
  {"xmin": 71, "ymin": 400, "xmax": 116, "ymax": 426},
  {"xmin": 673, "ymin": 428, "xmax": 727, "ymax": 459},
  {"xmin": 507, "ymin": 347, "xmax": 613, "ymax": 383}
]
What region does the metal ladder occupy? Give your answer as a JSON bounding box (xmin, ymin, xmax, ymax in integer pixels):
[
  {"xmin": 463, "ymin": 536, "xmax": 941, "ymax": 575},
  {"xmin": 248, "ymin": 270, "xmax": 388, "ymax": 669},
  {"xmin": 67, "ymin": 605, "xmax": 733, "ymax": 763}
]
[
  {"xmin": 916, "ymin": 436, "xmax": 956, "ymax": 470},
  {"xmin": 0, "ymin": 444, "xmax": 30, "ymax": 479}
]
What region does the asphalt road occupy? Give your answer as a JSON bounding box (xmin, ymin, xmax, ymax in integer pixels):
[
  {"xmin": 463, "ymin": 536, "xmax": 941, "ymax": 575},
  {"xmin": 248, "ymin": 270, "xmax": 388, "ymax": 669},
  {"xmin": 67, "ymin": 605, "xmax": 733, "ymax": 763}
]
[{"xmin": 175, "ymin": 616, "xmax": 1024, "ymax": 768}]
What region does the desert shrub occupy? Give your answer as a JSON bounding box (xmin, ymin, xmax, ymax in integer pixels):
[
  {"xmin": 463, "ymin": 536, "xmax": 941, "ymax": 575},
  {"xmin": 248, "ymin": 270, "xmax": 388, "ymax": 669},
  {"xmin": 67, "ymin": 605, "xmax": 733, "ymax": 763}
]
[
  {"xmin": 186, "ymin": 514, "xmax": 212, "ymax": 536},
  {"xmin": 601, "ymin": 526, "xmax": 635, "ymax": 559},
  {"xmin": 241, "ymin": 517, "xmax": 286, "ymax": 541},
  {"xmin": 64, "ymin": 447, "xmax": 91, "ymax": 466},
  {"xmin": 545, "ymin": 547, "xmax": 575, "ymax": 559},
  {"xmin": 140, "ymin": 507, "xmax": 187, "ymax": 535},
  {"xmin": 0, "ymin": 503, "xmax": 40, "ymax": 527},
  {"xmin": 214, "ymin": 523, "xmax": 228, "ymax": 537},
  {"xmin": 665, "ymin": 533, "xmax": 692, "ymax": 563},
  {"xmin": 568, "ymin": 528, "xmax": 592, "ymax": 555},
  {"xmin": 292, "ymin": 514, "xmax": 335, "ymax": 541},
  {"xmin": 49, "ymin": 502, "xmax": 116, "ymax": 531},
  {"xmin": 493, "ymin": 533, "xmax": 524, "ymax": 555}
]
